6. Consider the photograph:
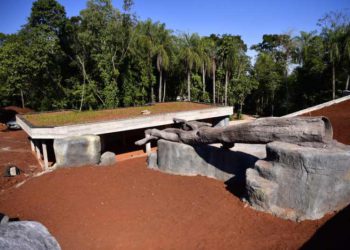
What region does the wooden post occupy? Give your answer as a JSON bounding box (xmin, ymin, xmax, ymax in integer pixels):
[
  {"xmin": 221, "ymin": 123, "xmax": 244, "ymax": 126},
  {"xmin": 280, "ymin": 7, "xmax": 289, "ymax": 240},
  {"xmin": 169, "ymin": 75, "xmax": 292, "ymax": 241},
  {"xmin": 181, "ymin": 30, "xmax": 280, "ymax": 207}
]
[
  {"xmin": 145, "ymin": 133, "xmax": 151, "ymax": 154},
  {"xmin": 42, "ymin": 141, "xmax": 49, "ymax": 170}
]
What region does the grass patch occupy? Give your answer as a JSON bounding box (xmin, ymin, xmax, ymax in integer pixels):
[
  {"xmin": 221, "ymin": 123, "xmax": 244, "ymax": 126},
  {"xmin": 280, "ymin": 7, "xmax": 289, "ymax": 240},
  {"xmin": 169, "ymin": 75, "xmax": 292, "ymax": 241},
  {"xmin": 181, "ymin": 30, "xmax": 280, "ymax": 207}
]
[{"xmin": 24, "ymin": 102, "xmax": 214, "ymax": 127}]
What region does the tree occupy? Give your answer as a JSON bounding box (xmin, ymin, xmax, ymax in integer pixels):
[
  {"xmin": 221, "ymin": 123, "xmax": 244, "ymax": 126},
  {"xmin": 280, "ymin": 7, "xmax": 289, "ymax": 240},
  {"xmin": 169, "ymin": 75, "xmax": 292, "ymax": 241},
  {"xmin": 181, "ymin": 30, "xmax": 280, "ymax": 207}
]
[
  {"xmin": 291, "ymin": 33, "xmax": 326, "ymax": 110},
  {"xmin": 318, "ymin": 11, "xmax": 349, "ymax": 99},
  {"xmin": 344, "ymin": 27, "xmax": 350, "ymax": 90},
  {"xmin": 231, "ymin": 74, "xmax": 258, "ymax": 118},
  {"xmin": 254, "ymin": 53, "xmax": 282, "ymax": 116},
  {"xmin": 179, "ymin": 33, "xmax": 201, "ymax": 101},
  {"xmin": 219, "ymin": 35, "xmax": 247, "ymax": 106},
  {"xmin": 294, "ymin": 31, "xmax": 317, "ymax": 66},
  {"xmin": 28, "ymin": 0, "xmax": 66, "ymax": 36},
  {"xmin": 252, "ymin": 33, "xmax": 297, "ymax": 112},
  {"xmin": 198, "ymin": 37, "xmax": 212, "ymax": 101},
  {"xmin": 0, "ymin": 0, "xmax": 69, "ymax": 110},
  {"xmin": 0, "ymin": 34, "xmax": 31, "ymax": 108},
  {"xmin": 206, "ymin": 34, "xmax": 220, "ymax": 103},
  {"xmin": 154, "ymin": 23, "xmax": 171, "ymax": 102},
  {"xmin": 136, "ymin": 19, "xmax": 159, "ymax": 103}
]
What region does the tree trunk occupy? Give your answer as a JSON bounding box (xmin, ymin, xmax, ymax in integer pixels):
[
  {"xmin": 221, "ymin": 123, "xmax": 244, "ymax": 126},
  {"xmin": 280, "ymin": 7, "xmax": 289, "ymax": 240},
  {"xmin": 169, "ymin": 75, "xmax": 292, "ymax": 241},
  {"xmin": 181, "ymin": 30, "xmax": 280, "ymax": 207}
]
[
  {"xmin": 271, "ymin": 92, "xmax": 275, "ymax": 117},
  {"xmin": 79, "ymin": 73, "xmax": 86, "ymax": 111},
  {"xmin": 187, "ymin": 71, "xmax": 191, "ymax": 101},
  {"xmin": 20, "ymin": 89, "xmax": 25, "ymax": 109},
  {"xmin": 225, "ymin": 70, "xmax": 228, "ymax": 106},
  {"xmin": 135, "ymin": 117, "xmax": 333, "ymax": 147},
  {"xmin": 77, "ymin": 56, "xmax": 86, "ymax": 112},
  {"xmin": 163, "ymin": 78, "xmax": 166, "ymax": 102},
  {"xmin": 345, "ymin": 74, "xmax": 349, "ymax": 90},
  {"xmin": 332, "ymin": 63, "xmax": 336, "ymax": 100},
  {"xmin": 151, "ymin": 86, "xmax": 154, "ymax": 103},
  {"xmin": 158, "ymin": 70, "xmax": 162, "ymax": 102},
  {"xmin": 212, "ymin": 62, "xmax": 216, "ymax": 104},
  {"xmin": 284, "ymin": 68, "xmax": 289, "ymax": 113},
  {"xmin": 239, "ymin": 100, "xmax": 243, "ymax": 119},
  {"xmin": 202, "ymin": 64, "xmax": 206, "ymax": 98},
  {"xmin": 217, "ymin": 80, "xmax": 220, "ymax": 104}
]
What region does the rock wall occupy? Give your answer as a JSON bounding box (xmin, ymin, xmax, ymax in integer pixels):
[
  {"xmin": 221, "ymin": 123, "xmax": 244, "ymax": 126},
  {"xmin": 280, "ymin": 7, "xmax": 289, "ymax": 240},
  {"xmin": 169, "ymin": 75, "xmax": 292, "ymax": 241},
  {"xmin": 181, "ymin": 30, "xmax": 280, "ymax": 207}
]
[
  {"xmin": 246, "ymin": 141, "xmax": 350, "ymax": 221},
  {"xmin": 150, "ymin": 139, "xmax": 264, "ymax": 182}
]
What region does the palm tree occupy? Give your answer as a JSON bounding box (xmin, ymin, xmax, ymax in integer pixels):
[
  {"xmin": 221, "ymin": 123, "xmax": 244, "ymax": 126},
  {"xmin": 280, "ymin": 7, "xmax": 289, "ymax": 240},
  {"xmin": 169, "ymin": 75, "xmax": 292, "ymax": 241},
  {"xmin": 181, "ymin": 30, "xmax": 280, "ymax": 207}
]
[
  {"xmin": 318, "ymin": 11, "xmax": 348, "ymax": 99},
  {"xmin": 156, "ymin": 45, "xmax": 169, "ymax": 102},
  {"xmin": 294, "ymin": 31, "xmax": 316, "ymax": 66},
  {"xmin": 220, "ymin": 35, "xmax": 247, "ymax": 106},
  {"xmin": 327, "ymin": 30, "xmax": 341, "ymax": 99},
  {"xmin": 138, "ymin": 19, "xmax": 157, "ymax": 103},
  {"xmin": 198, "ymin": 37, "xmax": 212, "ymax": 101},
  {"xmin": 154, "ymin": 23, "xmax": 171, "ymax": 102},
  {"xmin": 205, "ymin": 36, "xmax": 218, "ymax": 104},
  {"xmin": 179, "ymin": 33, "xmax": 201, "ymax": 101}
]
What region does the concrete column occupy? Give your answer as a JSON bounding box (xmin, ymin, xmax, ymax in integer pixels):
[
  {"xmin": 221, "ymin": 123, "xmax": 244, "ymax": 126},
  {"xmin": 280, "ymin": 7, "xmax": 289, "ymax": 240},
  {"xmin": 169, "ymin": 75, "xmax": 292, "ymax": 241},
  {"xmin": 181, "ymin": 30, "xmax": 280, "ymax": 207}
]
[
  {"xmin": 214, "ymin": 116, "xmax": 230, "ymax": 128},
  {"xmin": 35, "ymin": 140, "xmax": 41, "ymax": 160},
  {"xmin": 145, "ymin": 133, "xmax": 151, "ymax": 154},
  {"xmin": 42, "ymin": 141, "xmax": 49, "ymax": 170},
  {"xmin": 30, "ymin": 138, "xmax": 35, "ymax": 152}
]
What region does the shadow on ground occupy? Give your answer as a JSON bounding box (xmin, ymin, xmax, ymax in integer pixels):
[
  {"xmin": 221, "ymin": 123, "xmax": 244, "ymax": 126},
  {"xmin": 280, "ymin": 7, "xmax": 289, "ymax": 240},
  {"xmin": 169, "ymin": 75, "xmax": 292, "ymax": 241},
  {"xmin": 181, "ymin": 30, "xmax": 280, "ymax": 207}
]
[
  {"xmin": 193, "ymin": 144, "xmax": 258, "ymax": 198},
  {"xmin": 0, "ymin": 108, "xmax": 17, "ymax": 124},
  {"xmin": 301, "ymin": 204, "xmax": 350, "ymax": 250}
]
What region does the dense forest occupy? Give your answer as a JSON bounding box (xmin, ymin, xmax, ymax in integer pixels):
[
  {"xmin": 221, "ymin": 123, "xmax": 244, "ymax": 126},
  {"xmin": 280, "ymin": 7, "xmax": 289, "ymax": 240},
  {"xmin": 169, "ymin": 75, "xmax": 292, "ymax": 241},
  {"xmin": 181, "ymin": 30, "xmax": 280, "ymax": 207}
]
[{"xmin": 0, "ymin": 0, "xmax": 350, "ymax": 116}]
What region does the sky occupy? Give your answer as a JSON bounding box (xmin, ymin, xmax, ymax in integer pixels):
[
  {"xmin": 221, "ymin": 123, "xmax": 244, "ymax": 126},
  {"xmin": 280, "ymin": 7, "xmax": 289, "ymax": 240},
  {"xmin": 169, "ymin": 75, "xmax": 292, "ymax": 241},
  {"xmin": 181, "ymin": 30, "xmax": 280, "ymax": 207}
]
[{"xmin": 0, "ymin": 0, "xmax": 349, "ymax": 58}]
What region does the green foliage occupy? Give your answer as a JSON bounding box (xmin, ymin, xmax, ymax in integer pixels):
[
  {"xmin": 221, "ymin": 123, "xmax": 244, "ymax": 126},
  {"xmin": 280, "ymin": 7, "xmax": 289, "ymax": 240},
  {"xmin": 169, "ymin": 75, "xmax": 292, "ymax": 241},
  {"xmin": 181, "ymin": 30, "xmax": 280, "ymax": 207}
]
[
  {"xmin": 28, "ymin": 0, "xmax": 66, "ymax": 35},
  {"xmin": 1, "ymin": 1, "xmax": 350, "ymax": 119}
]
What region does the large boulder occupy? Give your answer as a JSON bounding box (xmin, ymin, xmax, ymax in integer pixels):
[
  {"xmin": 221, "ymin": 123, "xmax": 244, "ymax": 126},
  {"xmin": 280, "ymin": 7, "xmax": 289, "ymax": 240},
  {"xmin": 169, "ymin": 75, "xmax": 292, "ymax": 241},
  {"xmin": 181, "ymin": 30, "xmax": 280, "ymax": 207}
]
[
  {"xmin": 99, "ymin": 151, "xmax": 116, "ymax": 166},
  {"xmin": 54, "ymin": 135, "xmax": 101, "ymax": 168},
  {"xmin": 245, "ymin": 141, "xmax": 350, "ymax": 221},
  {"xmin": 0, "ymin": 221, "xmax": 61, "ymax": 249},
  {"xmin": 150, "ymin": 139, "xmax": 264, "ymax": 181}
]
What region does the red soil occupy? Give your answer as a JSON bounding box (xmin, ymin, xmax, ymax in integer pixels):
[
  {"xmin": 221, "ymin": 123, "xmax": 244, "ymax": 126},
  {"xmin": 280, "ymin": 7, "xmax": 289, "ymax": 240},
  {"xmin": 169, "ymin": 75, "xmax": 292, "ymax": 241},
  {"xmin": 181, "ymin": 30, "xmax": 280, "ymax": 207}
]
[
  {"xmin": 0, "ymin": 100, "xmax": 349, "ymax": 249},
  {"xmin": 2, "ymin": 106, "xmax": 33, "ymax": 115},
  {"xmin": 303, "ymin": 99, "xmax": 350, "ymax": 144},
  {"xmin": 0, "ymin": 130, "xmax": 40, "ymax": 190},
  {"xmin": 0, "ymin": 157, "xmax": 328, "ymax": 249}
]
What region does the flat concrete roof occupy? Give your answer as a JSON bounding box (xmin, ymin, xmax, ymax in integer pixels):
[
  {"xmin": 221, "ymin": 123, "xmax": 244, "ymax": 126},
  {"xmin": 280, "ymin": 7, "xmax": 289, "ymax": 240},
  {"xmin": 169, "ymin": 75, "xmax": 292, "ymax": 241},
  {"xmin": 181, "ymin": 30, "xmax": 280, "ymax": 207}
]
[{"xmin": 17, "ymin": 106, "xmax": 233, "ymax": 139}]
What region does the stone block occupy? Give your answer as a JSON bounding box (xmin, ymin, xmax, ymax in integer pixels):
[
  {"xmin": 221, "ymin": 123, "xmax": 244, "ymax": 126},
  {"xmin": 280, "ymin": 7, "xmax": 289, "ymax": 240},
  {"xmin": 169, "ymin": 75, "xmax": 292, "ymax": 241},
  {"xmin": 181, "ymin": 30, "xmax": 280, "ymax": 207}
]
[
  {"xmin": 99, "ymin": 151, "xmax": 116, "ymax": 166},
  {"xmin": 54, "ymin": 135, "xmax": 101, "ymax": 168},
  {"xmin": 246, "ymin": 141, "xmax": 350, "ymax": 221}
]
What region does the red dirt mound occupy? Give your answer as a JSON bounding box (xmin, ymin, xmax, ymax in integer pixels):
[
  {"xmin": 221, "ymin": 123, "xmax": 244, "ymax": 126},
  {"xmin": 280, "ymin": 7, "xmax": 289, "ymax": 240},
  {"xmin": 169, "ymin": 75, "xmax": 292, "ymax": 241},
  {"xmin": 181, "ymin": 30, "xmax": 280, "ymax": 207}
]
[
  {"xmin": 302, "ymin": 99, "xmax": 350, "ymax": 144},
  {"xmin": 2, "ymin": 106, "xmax": 33, "ymax": 115},
  {"xmin": 0, "ymin": 157, "xmax": 329, "ymax": 249},
  {"xmin": 0, "ymin": 106, "xmax": 33, "ymax": 128}
]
